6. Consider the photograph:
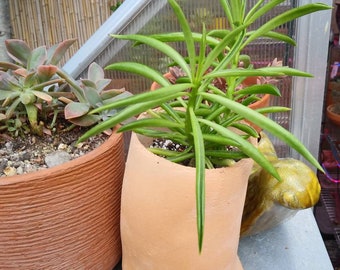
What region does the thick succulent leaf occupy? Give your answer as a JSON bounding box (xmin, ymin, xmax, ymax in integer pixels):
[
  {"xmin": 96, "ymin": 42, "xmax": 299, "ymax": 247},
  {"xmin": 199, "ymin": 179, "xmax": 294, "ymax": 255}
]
[
  {"xmin": 20, "ymin": 92, "xmax": 36, "ymax": 105},
  {"xmin": 31, "ymin": 90, "xmax": 53, "ymax": 103},
  {"xmin": 87, "ymin": 62, "xmax": 104, "ymax": 82},
  {"xmin": 95, "ymin": 79, "xmax": 111, "ymax": 92},
  {"xmin": 102, "ymin": 91, "xmax": 133, "ymax": 105},
  {"xmin": 100, "ymin": 88, "xmax": 126, "ymax": 100},
  {"xmin": 83, "ymin": 86, "xmax": 102, "ymax": 108},
  {"xmin": 0, "ymin": 61, "xmax": 22, "ymax": 71},
  {"xmin": 28, "ymin": 46, "xmax": 47, "ymax": 70},
  {"xmin": 5, "ymin": 39, "xmax": 31, "ymax": 66},
  {"xmin": 0, "ymin": 90, "xmax": 19, "ymax": 101},
  {"xmin": 64, "ymin": 102, "xmax": 90, "ymax": 119},
  {"xmin": 67, "ymin": 114, "xmax": 101, "ymax": 127},
  {"xmin": 48, "ymin": 38, "xmax": 77, "ymax": 65},
  {"xmin": 81, "ymin": 79, "xmax": 96, "ymax": 89},
  {"xmin": 0, "ymin": 71, "xmax": 21, "ymax": 90},
  {"xmin": 5, "ymin": 98, "xmax": 21, "ymax": 118},
  {"xmin": 36, "ymin": 65, "xmax": 58, "ymax": 81}
]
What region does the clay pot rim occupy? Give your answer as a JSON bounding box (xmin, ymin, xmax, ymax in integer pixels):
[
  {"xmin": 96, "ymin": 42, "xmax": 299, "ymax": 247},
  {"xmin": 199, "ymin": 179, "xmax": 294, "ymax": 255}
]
[
  {"xmin": 0, "ymin": 127, "xmax": 122, "ymax": 185},
  {"xmin": 327, "ymin": 104, "xmax": 340, "ymax": 115},
  {"xmin": 134, "ymin": 119, "xmax": 256, "ymax": 173}
]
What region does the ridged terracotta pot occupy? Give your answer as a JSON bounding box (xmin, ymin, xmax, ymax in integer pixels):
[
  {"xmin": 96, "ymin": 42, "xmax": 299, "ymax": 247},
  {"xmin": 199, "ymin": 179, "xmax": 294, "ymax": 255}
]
[
  {"xmin": 0, "ymin": 130, "xmax": 125, "ymax": 269},
  {"xmin": 120, "ymin": 131, "xmax": 254, "ymax": 270}
]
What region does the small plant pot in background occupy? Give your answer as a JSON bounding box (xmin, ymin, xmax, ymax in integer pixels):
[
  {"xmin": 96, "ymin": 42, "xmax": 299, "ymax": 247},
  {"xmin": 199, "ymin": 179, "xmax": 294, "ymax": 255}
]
[{"xmin": 327, "ymin": 104, "xmax": 340, "ymax": 126}]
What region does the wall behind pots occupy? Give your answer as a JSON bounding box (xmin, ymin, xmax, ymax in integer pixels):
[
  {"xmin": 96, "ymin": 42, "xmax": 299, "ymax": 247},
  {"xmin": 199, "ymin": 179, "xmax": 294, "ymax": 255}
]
[{"xmin": 8, "ymin": 0, "xmax": 125, "ymax": 65}]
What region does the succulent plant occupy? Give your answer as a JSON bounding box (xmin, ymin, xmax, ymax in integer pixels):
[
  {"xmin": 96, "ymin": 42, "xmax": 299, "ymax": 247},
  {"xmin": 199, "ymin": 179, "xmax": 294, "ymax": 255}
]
[{"xmin": 0, "ymin": 39, "xmax": 130, "ymax": 136}]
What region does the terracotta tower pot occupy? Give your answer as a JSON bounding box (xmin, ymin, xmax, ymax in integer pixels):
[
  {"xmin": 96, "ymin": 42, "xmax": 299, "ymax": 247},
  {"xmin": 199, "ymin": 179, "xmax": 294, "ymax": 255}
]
[
  {"xmin": 0, "ymin": 130, "xmax": 125, "ymax": 269},
  {"xmin": 120, "ymin": 132, "xmax": 254, "ymax": 269}
]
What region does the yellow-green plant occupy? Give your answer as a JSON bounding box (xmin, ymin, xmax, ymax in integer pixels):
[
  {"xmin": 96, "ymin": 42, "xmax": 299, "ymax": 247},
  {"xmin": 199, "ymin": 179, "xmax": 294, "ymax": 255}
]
[{"xmin": 80, "ymin": 0, "xmax": 330, "ymax": 251}]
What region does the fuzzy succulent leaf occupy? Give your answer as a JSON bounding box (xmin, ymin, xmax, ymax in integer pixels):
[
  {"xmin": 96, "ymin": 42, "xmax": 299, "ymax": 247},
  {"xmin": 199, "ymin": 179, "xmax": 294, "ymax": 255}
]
[
  {"xmin": 0, "ymin": 113, "xmax": 6, "ymax": 121},
  {"xmin": 28, "ymin": 46, "xmax": 47, "ymax": 70},
  {"xmin": 83, "ymin": 86, "xmax": 102, "ymax": 108},
  {"xmin": 67, "ymin": 114, "xmax": 101, "ymax": 127},
  {"xmin": 0, "ymin": 90, "xmax": 17, "ymax": 101},
  {"xmin": 20, "ymin": 92, "xmax": 36, "ymax": 105},
  {"xmin": 47, "ymin": 38, "xmax": 77, "ymax": 65},
  {"xmin": 95, "ymin": 79, "xmax": 112, "ymax": 92},
  {"xmin": 64, "ymin": 102, "xmax": 91, "ymax": 119},
  {"xmin": 87, "ymin": 62, "xmax": 105, "ymax": 82},
  {"xmin": 31, "ymin": 90, "xmax": 53, "ymax": 103},
  {"xmin": 36, "ymin": 65, "xmax": 58, "ymax": 82},
  {"xmin": 5, "ymin": 39, "xmax": 31, "ymax": 66},
  {"xmin": 100, "ymin": 88, "xmax": 126, "ymax": 100},
  {"xmin": 0, "ymin": 61, "xmax": 21, "ymax": 71}
]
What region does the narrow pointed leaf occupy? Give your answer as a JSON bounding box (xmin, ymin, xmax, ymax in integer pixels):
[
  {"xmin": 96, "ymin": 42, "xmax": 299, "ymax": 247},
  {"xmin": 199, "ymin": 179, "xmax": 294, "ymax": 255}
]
[
  {"xmin": 90, "ymin": 83, "xmax": 192, "ymax": 114},
  {"xmin": 118, "ymin": 118, "xmax": 184, "ymax": 132},
  {"xmin": 111, "ymin": 34, "xmax": 191, "ymax": 77},
  {"xmin": 200, "ymin": 92, "xmax": 323, "ymax": 172},
  {"xmin": 199, "ymin": 118, "xmax": 280, "ymax": 180},
  {"xmin": 79, "ymin": 92, "xmax": 188, "ymax": 142},
  {"xmin": 106, "ymin": 62, "xmax": 171, "ymax": 87},
  {"xmin": 243, "ymin": 3, "xmax": 331, "ymax": 47},
  {"xmin": 188, "ymin": 107, "xmax": 205, "ymax": 253}
]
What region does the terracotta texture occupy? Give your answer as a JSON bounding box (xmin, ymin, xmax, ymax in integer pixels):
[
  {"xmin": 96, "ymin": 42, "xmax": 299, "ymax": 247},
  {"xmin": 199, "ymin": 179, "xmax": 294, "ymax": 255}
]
[
  {"xmin": 0, "ymin": 131, "xmax": 125, "ymax": 269},
  {"xmin": 327, "ymin": 104, "xmax": 340, "ymax": 126},
  {"xmin": 120, "ymin": 132, "xmax": 254, "ymax": 270}
]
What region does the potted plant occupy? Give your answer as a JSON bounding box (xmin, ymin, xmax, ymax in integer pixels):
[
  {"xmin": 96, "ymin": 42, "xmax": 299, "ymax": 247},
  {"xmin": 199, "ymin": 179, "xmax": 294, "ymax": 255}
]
[
  {"xmin": 150, "ymin": 57, "xmax": 283, "ymax": 131},
  {"xmin": 0, "ymin": 39, "xmax": 131, "ymax": 269},
  {"xmin": 327, "ymin": 80, "xmax": 340, "ymax": 125},
  {"xmin": 79, "ymin": 0, "xmax": 330, "ymax": 268}
]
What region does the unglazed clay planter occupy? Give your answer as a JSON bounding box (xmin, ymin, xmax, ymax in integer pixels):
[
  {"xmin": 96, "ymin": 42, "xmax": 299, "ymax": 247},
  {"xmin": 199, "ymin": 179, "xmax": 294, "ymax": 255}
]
[
  {"xmin": 0, "ymin": 130, "xmax": 125, "ymax": 269},
  {"xmin": 327, "ymin": 104, "xmax": 340, "ymax": 126},
  {"xmin": 120, "ymin": 130, "xmax": 254, "ymax": 270}
]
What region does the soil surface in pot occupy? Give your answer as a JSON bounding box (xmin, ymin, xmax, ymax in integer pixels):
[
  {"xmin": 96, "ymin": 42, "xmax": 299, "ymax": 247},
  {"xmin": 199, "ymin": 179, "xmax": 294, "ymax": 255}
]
[{"xmin": 0, "ymin": 127, "xmax": 107, "ymax": 178}]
